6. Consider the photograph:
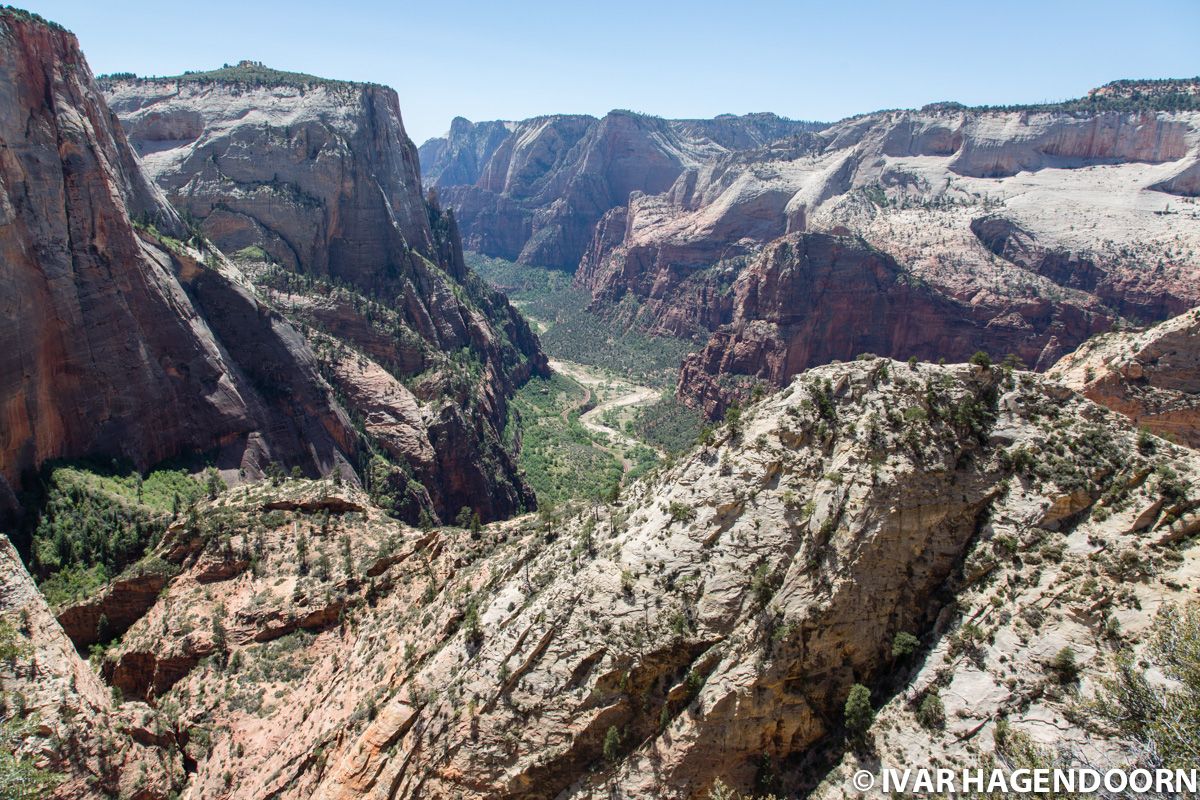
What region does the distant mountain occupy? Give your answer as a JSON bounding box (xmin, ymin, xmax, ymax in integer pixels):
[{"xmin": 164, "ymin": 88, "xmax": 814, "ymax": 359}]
[
  {"xmin": 559, "ymin": 83, "xmax": 1200, "ymax": 415},
  {"xmin": 418, "ymin": 111, "xmax": 824, "ymax": 270}
]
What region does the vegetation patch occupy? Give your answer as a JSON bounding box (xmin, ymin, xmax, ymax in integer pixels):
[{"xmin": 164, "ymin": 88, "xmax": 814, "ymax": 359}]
[
  {"xmin": 27, "ymin": 461, "xmax": 205, "ymax": 607},
  {"xmin": 632, "ymin": 395, "xmax": 705, "ymax": 454},
  {"xmin": 507, "ymin": 374, "xmax": 622, "ymax": 505},
  {"xmin": 468, "ymin": 252, "xmax": 695, "ymax": 388}
]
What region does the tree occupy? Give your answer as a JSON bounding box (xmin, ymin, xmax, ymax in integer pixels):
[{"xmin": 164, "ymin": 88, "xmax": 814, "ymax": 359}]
[
  {"xmin": 723, "ymin": 402, "xmax": 742, "ymax": 433},
  {"xmin": 892, "ymin": 631, "xmax": 920, "ymax": 659},
  {"xmin": 455, "ymin": 506, "xmax": 474, "ymax": 529},
  {"xmin": 204, "ymin": 467, "xmax": 224, "ymax": 500},
  {"xmin": 602, "ymin": 725, "xmax": 621, "ymax": 763},
  {"xmin": 843, "ymin": 684, "xmax": 874, "ymax": 740},
  {"xmin": 969, "ymin": 350, "xmax": 992, "ymax": 368}
]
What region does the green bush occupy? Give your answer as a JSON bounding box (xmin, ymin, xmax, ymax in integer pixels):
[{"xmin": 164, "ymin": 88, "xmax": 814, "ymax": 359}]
[
  {"xmin": 668, "ymin": 501, "xmax": 696, "ymax": 523},
  {"xmin": 916, "ymin": 692, "xmax": 945, "ymax": 730},
  {"xmin": 1092, "ymin": 602, "xmax": 1200, "ymax": 768},
  {"xmin": 843, "ymin": 683, "xmax": 874, "ymax": 739},
  {"xmin": 1049, "ymin": 646, "xmax": 1080, "ymax": 684},
  {"xmin": 602, "ymin": 725, "xmax": 622, "ymax": 762},
  {"xmin": 892, "ymin": 631, "xmax": 920, "ymax": 659}
]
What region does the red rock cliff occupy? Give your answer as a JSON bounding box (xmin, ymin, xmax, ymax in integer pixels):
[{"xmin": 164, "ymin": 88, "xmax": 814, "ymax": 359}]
[
  {"xmin": 0, "ymin": 12, "xmax": 358, "ymax": 513},
  {"xmin": 677, "ymin": 233, "xmax": 1110, "ymax": 417}
]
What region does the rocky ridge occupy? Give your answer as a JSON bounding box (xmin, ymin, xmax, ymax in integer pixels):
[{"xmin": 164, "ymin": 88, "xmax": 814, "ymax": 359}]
[
  {"xmin": 1050, "ymin": 306, "xmax": 1200, "ymax": 448},
  {"xmin": 22, "ymin": 357, "xmax": 1200, "ymax": 798}
]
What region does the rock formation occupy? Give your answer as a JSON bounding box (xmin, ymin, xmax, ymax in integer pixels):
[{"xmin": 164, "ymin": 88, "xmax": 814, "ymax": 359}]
[
  {"xmin": 569, "ymin": 87, "xmax": 1200, "ymax": 413},
  {"xmin": 1051, "ymin": 306, "xmax": 1200, "ymax": 447},
  {"xmin": 0, "ymin": 535, "xmax": 181, "ymax": 798},
  {"xmin": 5, "ymin": 11, "xmax": 1200, "ymax": 799},
  {"xmin": 418, "ymin": 111, "xmax": 822, "ymax": 269},
  {"xmin": 0, "ymin": 12, "xmax": 358, "ymax": 517},
  {"xmin": 676, "ymin": 232, "xmax": 1110, "ymax": 417},
  {"xmin": 103, "ymin": 64, "xmax": 433, "ymax": 291},
  {"xmin": 100, "ymin": 63, "xmax": 548, "ymax": 523},
  {"xmin": 24, "ymin": 357, "xmax": 1200, "ymax": 799}
]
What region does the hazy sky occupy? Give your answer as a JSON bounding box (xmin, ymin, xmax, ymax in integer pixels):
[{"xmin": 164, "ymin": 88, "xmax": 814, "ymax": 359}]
[{"xmin": 22, "ymin": 0, "xmax": 1200, "ymax": 144}]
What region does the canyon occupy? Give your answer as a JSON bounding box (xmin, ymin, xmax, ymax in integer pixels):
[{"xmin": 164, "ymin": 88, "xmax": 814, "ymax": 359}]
[
  {"xmin": 419, "ymin": 112, "xmax": 823, "ymax": 271},
  {"xmin": 0, "ymin": 5, "xmax": 1198, "ymax": 800},
  {"xmin": 424, "ymin": 88, "xmax": 1200, "ymax": 416},
  {"xmin": 9, "ymin": 357, "xmax": 1200, "ymax": 799}
]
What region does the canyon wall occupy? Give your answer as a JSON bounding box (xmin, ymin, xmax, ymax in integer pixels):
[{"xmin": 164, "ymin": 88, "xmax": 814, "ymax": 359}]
[
  {"xmin": 419, "ymin": 111, "xmax": 823, "ymax": 269},
  {"xmin": 570, "ymin": 91, "xmax": 1200, "ymax": 414},
  {"xmin": 102, "ymin": 64, "xmax": 548, "ymax": 522},
  {"xmin": 0, "ymin": 14, "xmax": 358, "ymax": 516}
]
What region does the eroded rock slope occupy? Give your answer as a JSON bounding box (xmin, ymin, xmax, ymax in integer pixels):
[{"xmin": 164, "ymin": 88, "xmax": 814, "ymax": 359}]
[
  {"xmin": 1051, "ymin": 306, "xmax": 1200, "ymax": 447},
  {"xmin": 29, "ymin": 357, "xmax": 1200, "ymax": 799},
  {"xmin": 568, "ymin": 85, "xmax": 1200, "ymax": 414}
]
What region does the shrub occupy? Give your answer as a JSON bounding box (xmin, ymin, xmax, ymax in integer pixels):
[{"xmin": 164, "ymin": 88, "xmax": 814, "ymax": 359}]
[
  {"xmin": 668, "ymin": 501, "xmax": 696, "ymax": 523},
  {"xmin": 751, "ymin": 564, "xmax": 779, "ymax": 607},
  {"xmin": 916, "ymin": 692, "xmax": 945, "ymax": 730},
  {"xmin": 892, "ymin": 631, "xmax": 920, "ymax": 659},
  {"xmin": 969, "ymin": 351, "xmax": 993, "ymax": 368},
  {"xmin": 1049, "ymin": 646, "xmax": 1079, "ymax": 684},
  {"xmin": 1091, "ymin": 602, "xmax": 1200, "ymax": 768},
  {"xmin": 843, "ymin": 683, "xmax": 874, "ymax": 739}
]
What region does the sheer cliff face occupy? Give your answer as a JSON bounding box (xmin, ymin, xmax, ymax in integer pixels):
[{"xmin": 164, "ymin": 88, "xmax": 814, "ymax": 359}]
[
  {"xmin": 101, "ymin": 67, "xmax": 547, "ymax": 523},
  {"xmin": 418, "ymin": 111, "xmax": 823, "ymax": 269},
  {"xmin": 0, "ymin": 15, "xmax": 356, "ymax": 511},
  {"xmin": 574, "ymin": 97, "xmax": 1200, "ymax": 414},
  {"xmin": 103, "ymin": 74, "xmax": 432, "ymax": 289},
  {"xmin": 676, "ymin": 232, "xmax": 1111, "ymax": 417},
  {"xmin": 33, "ymin": 361, "xmax": 1200, "ymax": 799}
]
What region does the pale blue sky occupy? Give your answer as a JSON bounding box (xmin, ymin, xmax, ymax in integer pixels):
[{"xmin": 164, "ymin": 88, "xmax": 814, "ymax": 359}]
[{"xmin": 21, "ymin": 1, "xmax": 1200, "ymax": 144}]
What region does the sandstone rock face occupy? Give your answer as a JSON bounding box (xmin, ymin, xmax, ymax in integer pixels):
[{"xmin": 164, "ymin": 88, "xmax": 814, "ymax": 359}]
[
  {"xmin": 0, "ymin": 536, "xmax": 182, "ymax": 798},
  {"xmin": 101, "ymin": 65, "xmax": 547, "ymax": 522},
  {"xmin": 576, "ymin": 92, "xmax": 1200, "ymax": 412},
  {"xmin": 677, "ymin": 232, "xmax": 1110, "ymax": 417},
  {"xmin": 1051, "ymin": 307, "xmax": 1200, "ymax": 447},
  {"xmin": 0, "ymin": 15, "xmax": 358, "ymax": 514},
  {"xmin": 418, "ymin": 111, "xmax": 822, "ymax": 269},
  {"xmin": 38, "ymin": 359, "xmax": 1200, "ymax": 799},
  {"xmin": 103, "ymin": 69, "xmax": 431, "ymax": 290}
]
